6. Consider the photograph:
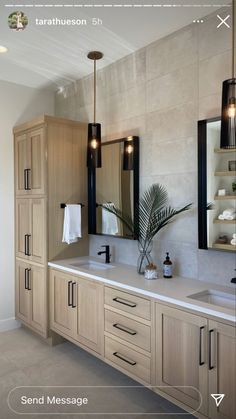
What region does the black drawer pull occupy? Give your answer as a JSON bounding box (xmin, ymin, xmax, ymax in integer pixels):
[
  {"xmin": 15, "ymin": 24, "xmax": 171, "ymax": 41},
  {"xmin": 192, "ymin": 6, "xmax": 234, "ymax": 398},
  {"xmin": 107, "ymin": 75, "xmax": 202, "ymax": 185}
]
[
  {"xmin": 27, "ymin": 235, "xmax": 31, "ymax": 256},
  {"xmin": 209, "ymin": 329, "xmax": 214, "ymax": 370},
  {"xmin": 72, "ymin": 282, "xmax": 76, "ymax": 308},
  {"xmin": 24, "ymin": 235, "xmax": 28, "ymax": 255},
  {"xmin": 199, "ymin": 326, "xmax": 205, "ymax": 366},
  {"xmin": 24, "ymin": 169, "xmax": 27, "ymax": 190},
  {"xmin": 113, "ymin": 352, "xmax": 136, "ymax": 366},
  {"xmin": 113, "ymin": 323, "xmax": 137, "ymax": 336},
  {"xmin": 68, "ymin": 281, "xmax": 72, "ymax": 307},
  {"xmin": 113, "ymin": 297, "xmax": 137, "ymax": 308},
  {"xmin": 24, "ymin": 268, "xmax": 28, "ymax": 289},
  {"xmin": 27, "ymin": 269, "xmax": 31, "ymax": 290}
]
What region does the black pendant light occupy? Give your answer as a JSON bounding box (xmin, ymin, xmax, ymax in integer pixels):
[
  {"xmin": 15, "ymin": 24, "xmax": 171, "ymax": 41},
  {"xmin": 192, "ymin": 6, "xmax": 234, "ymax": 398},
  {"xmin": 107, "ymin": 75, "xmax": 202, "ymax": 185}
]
[
  {"xmin": 220, "ymin": 0, "xmax": 236, "ymax": 148},
  {"xmin": 123, "ymin": 137, "xmax": 134, "ymax": 170},
  {"xmin": 87, "ymin": 51, "xmax": 103, "ymax": 168}
]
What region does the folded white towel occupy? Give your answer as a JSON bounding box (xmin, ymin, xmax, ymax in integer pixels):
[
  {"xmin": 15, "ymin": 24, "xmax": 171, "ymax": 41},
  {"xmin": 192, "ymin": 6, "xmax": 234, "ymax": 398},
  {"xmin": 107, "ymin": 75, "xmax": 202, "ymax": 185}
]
[
  {"xmin": 62, "ymin": 204, "xmax": 82, "ymax": 244},
  {"xmin": 230, "ymin": 239, "xmax": 236, "ymax": 246},
  {"xmin": 102, "ymin": 204, "xmax": 119, "ymax": 235},
  {"xmin": 223, "ymin": 208, "xmax": 236, "ymax": 217},
  {"xmin": 224, "ymin": 214, "xmax": 236, "ymax": 220},
  {"xmin": 218, "ymin": 214, "xmax": 225, "ymax": 220}
]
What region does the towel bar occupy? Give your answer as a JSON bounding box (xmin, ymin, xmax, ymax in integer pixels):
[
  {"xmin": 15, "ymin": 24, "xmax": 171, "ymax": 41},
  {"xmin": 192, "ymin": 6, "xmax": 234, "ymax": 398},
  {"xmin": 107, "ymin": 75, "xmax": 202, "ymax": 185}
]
[{"xmin": 60, "ymin": 203, "xmax": 85, "ymax": 208}]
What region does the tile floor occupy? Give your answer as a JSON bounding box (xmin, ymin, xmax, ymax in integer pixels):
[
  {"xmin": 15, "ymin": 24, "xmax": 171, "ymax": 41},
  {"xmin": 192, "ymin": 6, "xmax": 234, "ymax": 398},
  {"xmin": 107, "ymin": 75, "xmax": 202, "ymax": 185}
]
[{"xmin": 0, "ymin": 327, "xmax": 194, "ymax": 419}]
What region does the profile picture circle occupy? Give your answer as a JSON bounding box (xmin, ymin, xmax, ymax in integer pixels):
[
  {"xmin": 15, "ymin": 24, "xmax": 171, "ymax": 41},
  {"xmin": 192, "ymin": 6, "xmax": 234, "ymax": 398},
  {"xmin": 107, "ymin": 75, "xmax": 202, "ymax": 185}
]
[{"xmin": 8, "ymin": 11, "xmax": 28, "ymax": 31}]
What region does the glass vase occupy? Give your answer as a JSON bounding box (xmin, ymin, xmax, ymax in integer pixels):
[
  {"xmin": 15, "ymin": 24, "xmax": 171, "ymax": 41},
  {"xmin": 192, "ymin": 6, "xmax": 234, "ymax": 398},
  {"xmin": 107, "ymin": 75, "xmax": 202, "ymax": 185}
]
[{"xmin": 137, "ymin": 241, "xmax": 153, "ymax": 274}]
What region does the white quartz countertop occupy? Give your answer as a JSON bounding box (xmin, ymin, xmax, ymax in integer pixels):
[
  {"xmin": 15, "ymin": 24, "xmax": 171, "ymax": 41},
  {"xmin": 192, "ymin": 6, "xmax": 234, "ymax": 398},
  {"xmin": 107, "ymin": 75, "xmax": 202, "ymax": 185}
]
[{"xmin": 48, "ymin": 257, "xmax": 236, "ymax": 324}]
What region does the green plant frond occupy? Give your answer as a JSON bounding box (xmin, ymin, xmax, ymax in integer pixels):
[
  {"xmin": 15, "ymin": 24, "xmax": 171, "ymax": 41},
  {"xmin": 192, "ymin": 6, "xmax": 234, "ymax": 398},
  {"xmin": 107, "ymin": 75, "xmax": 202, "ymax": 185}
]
[{"xmin": 139, "ymin": 184, "xmax": 168, "ymax": 240}]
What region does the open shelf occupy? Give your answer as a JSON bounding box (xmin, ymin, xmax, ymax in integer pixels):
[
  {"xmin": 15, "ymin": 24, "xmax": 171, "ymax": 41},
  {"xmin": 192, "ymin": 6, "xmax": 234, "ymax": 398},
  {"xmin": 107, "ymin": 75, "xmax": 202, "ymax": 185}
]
[
  {"xmin": 214, "ymin": 171, "xmax": 236, "ymax": 177},
  {"xmin": 214, "ymin": 195, "xmax": 236, "ymax": 200},
  {"xmin": 214, "ymin": 148, "xmax": 236, "ymax": 154},
  {"xmin": 214, "ymin": 219, "xmax": 236, "ymax": 224},
  {"xmin": 212, "ymin": 243, "xmax": 236, "ymax": 251}
]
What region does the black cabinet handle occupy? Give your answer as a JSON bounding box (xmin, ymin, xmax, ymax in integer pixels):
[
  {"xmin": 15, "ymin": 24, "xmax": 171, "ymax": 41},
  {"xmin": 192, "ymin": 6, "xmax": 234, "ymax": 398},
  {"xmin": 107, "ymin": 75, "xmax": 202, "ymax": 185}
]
[
  {"xmin": 24, "ymin": 169, "xmax": 27, "ymax": 190},
  {"xmin": 72, "ymin": 282, "xmax": 76, "ymax": 308},
  {"xmin": 113, "ymin": 297, "xmax": 137, "ymax": 308},
  {"xmin": 68, "ymin": 281, "xmax": 72, "ymax": 306},
  {"xmin": 27, "ymin": 235, "xmax": 31, "ymax": 256},
  {"xmin": 209, "ymin": 329, "xmax": 214, "ymax": 370},
  {"xmin": 26, "ymin": 169, "xmax": 31, "ymax": 190},
  {"xmin": 113, "ymin": 323, "xmax": 137, "ymax": 336},
  {"xmin": 27, "ymin": 269, "xmax": 31, "ymax": 290},
  {"xmin": 113, "ymin": 352, "xmax": 136, "ymax": 366},
  {"xmin": 24, "ymin": 268, "xmax": 28, "ymax": 289},
  {"xmin": 24, "ymin": 235, "xmax": 28, "ymax": 256},
  {"xmin": 199, "ymin": 326, "xmax": 205, "ymax": 366}
]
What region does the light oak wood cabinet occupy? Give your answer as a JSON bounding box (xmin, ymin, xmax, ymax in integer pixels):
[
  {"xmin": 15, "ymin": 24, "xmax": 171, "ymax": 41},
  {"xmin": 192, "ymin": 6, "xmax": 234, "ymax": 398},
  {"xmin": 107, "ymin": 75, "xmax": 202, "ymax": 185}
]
[
  {"xmin": 156, "ymin": 304, "xmax": 208, "ymax": 416},
  {"xmin": 156, "ymin": 304, "xmax": 236, "ymax": 419},
  {"xmin": 16, "ymin": 260, "xmax": 46, "ymax": 335},
  {"xmin": 15, "ymin": 198, "xmax": 46, "ymax": 264},
  {"xmin": 15, "ymin": 127, "xmax": 45, "ymax": 196},
  {"xmin": 208, "ymin": 321, "xmax": 236, "ymax": 419},
  {"xmin": 74, "ymin": 278, "xmax": 103, "ymax": 354},
  {"xmin": 50, "ymin": 269, "xmax": 75, "ymax": 339},
  {"xmin": 50, "ymin": 269, "xmax": 103, "ymax": 355},
  {"xmin": 14, "ymin": 116, "xmax": 88, "ymax": 337}
]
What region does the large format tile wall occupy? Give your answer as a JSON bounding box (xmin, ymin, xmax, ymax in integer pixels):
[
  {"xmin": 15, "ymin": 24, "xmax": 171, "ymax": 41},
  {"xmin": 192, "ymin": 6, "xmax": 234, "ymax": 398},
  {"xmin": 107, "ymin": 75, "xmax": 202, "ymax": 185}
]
[{"xmin": 55, "ymin": 8, "xmax": 235, "ymax": 286}]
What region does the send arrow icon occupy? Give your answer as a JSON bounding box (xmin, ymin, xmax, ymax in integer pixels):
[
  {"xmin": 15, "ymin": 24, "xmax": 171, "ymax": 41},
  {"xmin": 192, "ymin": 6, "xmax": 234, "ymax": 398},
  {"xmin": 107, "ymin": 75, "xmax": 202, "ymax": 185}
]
[{"xmin": 211, "ymin": 394, "xmax": 225, "ymax": 407}]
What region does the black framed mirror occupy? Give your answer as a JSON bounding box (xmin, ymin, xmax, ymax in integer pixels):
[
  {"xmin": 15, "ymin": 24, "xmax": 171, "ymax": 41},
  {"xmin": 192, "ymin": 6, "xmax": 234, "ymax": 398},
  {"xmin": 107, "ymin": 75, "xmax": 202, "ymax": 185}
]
[{"xmin": 88, "ymin": 136, "xmax": 139, "ymax": 239}]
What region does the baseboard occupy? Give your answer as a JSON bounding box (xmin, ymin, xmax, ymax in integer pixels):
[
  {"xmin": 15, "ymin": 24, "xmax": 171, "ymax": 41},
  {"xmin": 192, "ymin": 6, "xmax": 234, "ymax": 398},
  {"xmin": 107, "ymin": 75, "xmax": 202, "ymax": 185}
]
[{"xmin": 0, "ymin": 317, "xmax": 21, "ymax": 332}]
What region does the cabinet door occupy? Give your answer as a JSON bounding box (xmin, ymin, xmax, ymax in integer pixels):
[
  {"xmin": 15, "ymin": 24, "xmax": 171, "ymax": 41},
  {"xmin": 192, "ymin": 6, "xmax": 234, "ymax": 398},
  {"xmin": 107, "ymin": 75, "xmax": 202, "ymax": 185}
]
[
  {"xmin": 29, "ymin": 265, "xmax": 46, "ymax": 334},
  {"xmin": 74, "ymin": 278, "xmax": 103, "ymax": 354},
  {"xmin": 30, "ymin": 198, "xmax": 46, "ymax": 264},
  {"xmin": 50, "ymin": 270, "xmax": 75, "ymax": 339},
  {"xmin": 208, "ymin": 321, "xmax": 236, "ymax": 419},
  {"xmin": 28, "ymin": 128, "xmax": 46, "ymax": 195},
  {"xmin": 156, "ymin": 304, "xmax": 208, "ymax": 416},
  {"xmin": 15, "ymin": 199, "xmax": 30, "ymax": 260},
  {"xmin": 15, "ymin": 133, "xmax": 30, "ymax": 195},
  {"xmin": 15, "ymin": 261, "xmax": 30, "ymax": 324}
]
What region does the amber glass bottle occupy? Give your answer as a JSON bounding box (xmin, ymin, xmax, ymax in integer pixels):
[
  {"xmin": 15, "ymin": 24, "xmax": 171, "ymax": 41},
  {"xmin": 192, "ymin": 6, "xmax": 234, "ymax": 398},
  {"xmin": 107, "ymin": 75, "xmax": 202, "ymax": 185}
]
[{"xmin": 163, "ymin": 252, "xmax": 172, "ymax": 278}]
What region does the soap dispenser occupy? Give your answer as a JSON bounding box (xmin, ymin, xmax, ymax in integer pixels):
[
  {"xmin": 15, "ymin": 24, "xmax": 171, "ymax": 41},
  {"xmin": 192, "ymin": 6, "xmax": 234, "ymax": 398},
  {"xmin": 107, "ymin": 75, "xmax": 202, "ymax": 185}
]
[{"xmin": 163, "ymin": 252, "xmax": 172, "ymax": 278}]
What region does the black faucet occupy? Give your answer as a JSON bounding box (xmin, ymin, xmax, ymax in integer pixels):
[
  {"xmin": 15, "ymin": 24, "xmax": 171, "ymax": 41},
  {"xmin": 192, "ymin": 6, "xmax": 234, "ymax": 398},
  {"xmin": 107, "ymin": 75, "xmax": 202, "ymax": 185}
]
[
  {"xmin": 231, "ymin": 269, "xmax": 236, "ymax": 284},
  {"xmin": 97, "ymin": 245, "xmax": 111, "ymax": 264}
]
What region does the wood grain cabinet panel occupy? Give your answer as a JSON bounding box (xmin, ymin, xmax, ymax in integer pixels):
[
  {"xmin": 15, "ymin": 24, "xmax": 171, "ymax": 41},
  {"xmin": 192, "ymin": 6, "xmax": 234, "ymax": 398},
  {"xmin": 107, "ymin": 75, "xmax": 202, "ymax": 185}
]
[
  {"xmin": 208, "ymin": 321, "xmax": 236, "ymax": 419},
  {"xmin": 15, "ymin": 128, "xmax": 45, "ymax": 196},
  {"xmin": 16, "ymin": 260, "xmax": 46, "ymax": 333},
  {"xmin": 156, "ymin": 304, "xmax": 208, "ymax": 416},
  {"xmin": 74, "ymin": 278, "xmax": 103, "ymax": 354},
  {"xmin": 50, "ymin": 270, "xmax": 76, "ymax": 339},
  {"xmin": 15, "ymin": 198, "xmax": 46, "ymax": 264},
  {"xmin": 105, "ymin": 286, "xmax": 151, "ymax": 320}
]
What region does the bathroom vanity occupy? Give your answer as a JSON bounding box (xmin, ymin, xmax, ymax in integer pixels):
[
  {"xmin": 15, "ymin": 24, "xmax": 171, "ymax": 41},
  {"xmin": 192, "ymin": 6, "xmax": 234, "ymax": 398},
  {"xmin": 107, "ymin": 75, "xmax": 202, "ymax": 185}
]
[{"xmin": 48, "ymin": 257, "xmax": 236, "ymax": 419}]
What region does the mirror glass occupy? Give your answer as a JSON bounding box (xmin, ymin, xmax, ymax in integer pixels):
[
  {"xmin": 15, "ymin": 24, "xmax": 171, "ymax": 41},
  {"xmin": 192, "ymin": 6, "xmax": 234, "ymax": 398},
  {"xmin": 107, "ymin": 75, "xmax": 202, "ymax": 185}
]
[{"xmin": 88, "ymin": 137, "xmax": 139, "ymax": 239}]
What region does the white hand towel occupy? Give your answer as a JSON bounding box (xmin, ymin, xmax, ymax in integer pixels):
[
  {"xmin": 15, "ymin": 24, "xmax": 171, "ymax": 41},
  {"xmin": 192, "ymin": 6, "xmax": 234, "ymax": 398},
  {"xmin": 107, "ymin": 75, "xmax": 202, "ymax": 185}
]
[
  {"xmin": 223, "ymin": 208, "xmax": 236, "ymax": 217},
  {"xmin": 230, "ymin": 239, "xmax": 236, "ymax": 246},
  {"xmin": 218, "ymin": 214, "xmax": 225, "ymax": 220},
  {"xmin": 102, "ymin": 204, "xmax": 119, "ymax": 235},
  {"xmin": 224, "ymin": 213, "xmax": 236, "ymax": 220},
  {"xmin": 233, "ymin": 233, "xmax": 236, "ymax": 239},
  {"xmin": 62, "ymin": 204, "xmax": 82, "ymax": 244}
]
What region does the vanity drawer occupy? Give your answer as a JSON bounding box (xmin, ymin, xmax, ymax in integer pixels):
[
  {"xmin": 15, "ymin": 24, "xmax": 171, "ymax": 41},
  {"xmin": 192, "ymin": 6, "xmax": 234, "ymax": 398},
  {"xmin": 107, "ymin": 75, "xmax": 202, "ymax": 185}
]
[
  {"xmin": 105, "ymin": 309, "xmax": 151, "ymax": 352},
  {"xmin": 105, "ymin": 336, "xmax": 150, "ymax": 383},
  {"xmin": 105, "ymin": 287, "xmax": 151, "ymax": 320}
]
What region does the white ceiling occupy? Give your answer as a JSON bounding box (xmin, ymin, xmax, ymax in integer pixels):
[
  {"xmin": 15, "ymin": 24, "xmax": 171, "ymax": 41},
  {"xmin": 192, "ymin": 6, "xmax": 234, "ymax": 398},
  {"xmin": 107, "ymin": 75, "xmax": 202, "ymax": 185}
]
[{"xmin": 0, "ymin": 0, "xmax": 230, "ymax": 90}]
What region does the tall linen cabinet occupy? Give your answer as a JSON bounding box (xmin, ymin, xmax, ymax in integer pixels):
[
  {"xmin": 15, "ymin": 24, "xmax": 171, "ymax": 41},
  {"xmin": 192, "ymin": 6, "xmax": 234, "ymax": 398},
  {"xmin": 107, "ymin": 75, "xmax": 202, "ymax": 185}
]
[{"xmin": 14, "ymin": 115, "xmax": 88, "ymax": 338}]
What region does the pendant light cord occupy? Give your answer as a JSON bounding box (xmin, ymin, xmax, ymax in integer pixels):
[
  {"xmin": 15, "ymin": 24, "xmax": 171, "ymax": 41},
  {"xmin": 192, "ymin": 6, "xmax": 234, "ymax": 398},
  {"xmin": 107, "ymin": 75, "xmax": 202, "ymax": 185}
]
[
  {"xmin": 94, "ymin": 58, "xmax": 96, "ymax": 124},
  {"xmin": 233, "ymin": 0, "xmax": 235, "ymax": 78}
]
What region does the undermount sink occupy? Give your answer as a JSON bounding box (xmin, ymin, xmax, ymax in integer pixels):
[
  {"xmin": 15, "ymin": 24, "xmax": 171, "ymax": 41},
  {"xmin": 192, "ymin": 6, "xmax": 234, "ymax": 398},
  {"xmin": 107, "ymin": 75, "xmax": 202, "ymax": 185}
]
[
  {"xmin": 69, "ymin": 260, "xmax": 114, "ymax": 271},
  {"xmin": 188, "ymin": 289, "xmax": 236, "ymax": 310}
]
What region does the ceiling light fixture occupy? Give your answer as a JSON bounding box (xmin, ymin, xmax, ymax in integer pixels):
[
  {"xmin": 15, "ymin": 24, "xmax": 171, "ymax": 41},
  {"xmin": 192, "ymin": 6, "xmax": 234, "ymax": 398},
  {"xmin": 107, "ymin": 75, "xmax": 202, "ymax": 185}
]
[
  {"xmin": 220, "ymin": 0, "xmax": 236, "ymax": 148},
  {"xmin": 87, "ymin": 51, "xmax": 103, "ymax": 168},
  {"xmin": 0, "ymin": 45, "xmax": 8, "ymax": 53}
]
